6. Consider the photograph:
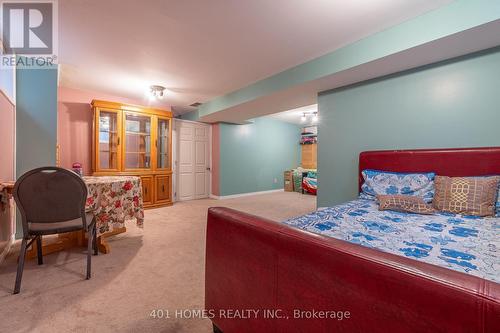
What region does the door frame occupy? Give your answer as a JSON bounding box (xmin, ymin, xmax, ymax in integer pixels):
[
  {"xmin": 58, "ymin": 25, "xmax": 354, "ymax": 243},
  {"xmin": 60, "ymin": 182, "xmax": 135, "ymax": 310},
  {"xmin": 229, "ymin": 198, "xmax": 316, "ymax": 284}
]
[{"xmin": 173, "ymin": 118, "xmax": 212, "ymax": 202}]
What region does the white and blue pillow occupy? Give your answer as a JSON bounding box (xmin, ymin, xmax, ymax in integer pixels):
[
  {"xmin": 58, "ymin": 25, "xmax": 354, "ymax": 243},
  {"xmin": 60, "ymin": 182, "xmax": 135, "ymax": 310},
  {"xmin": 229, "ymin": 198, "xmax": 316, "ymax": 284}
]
[{"xmin": 360, "ymin": 169, "xmax": 435, "ymax": 203}]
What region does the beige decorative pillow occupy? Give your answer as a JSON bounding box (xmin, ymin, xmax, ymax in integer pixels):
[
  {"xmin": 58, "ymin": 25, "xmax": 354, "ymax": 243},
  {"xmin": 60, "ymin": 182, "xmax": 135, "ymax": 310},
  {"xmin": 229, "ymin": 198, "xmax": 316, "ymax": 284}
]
[
  {"xmin": 377, "ymin": 195, "xmax": 435, "ymax": 215},
  {"xmin": 432, "ymin": 176, "xmax": 500, "ymax": 217}
]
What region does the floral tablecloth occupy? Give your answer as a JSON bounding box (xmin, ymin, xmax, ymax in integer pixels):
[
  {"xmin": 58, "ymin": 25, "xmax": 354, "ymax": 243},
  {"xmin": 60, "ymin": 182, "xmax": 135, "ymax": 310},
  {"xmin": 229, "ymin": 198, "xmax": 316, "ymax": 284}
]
[
  {"xmin": 83, "ymin": 176, "xmax": 144, "ymax": 235},
  {"xmin": 0, "ymin": 182, "xmax": 14, "ymax": 212}
]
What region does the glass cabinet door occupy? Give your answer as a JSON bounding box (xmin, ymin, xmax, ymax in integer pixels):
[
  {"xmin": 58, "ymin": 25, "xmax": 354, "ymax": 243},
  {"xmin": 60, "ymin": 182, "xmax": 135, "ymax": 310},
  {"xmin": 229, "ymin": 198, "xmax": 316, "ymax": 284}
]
[
  {"xmin": 124, "ymin": 113, "xmax": 152, "ymax": 170},
  {"xmin": 156, "ymin": 117, "xmax": 171, "ymax": 170},
  {"xmin": 97, "ymin": 110, "xmax": 120, "ymax": 171}
]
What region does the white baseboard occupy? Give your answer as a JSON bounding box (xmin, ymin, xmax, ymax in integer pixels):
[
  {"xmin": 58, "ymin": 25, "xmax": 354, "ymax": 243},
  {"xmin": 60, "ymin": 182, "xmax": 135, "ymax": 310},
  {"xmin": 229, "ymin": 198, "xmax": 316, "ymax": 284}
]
[{"xmin": 210, "ymin": 188, "xmax": 284, "ymax": 200}]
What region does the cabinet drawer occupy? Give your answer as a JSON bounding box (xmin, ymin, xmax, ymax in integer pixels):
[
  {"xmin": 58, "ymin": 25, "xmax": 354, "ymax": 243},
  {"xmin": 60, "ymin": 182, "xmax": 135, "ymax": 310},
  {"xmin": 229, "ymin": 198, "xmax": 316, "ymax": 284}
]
[
  {"xmin": 155, "ymin": 175, "xmax": 171, "ymax": 203},
  {"xmin": 141, "ymin": 176, "xmax": 153, "ymax": 204}
]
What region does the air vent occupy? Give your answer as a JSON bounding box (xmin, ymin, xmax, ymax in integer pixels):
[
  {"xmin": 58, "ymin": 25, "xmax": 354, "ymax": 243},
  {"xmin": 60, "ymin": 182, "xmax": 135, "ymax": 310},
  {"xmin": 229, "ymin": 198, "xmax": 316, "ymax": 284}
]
[{"xmin": 190, "ymin": 102, "xmax": 202, "ymax": 107}]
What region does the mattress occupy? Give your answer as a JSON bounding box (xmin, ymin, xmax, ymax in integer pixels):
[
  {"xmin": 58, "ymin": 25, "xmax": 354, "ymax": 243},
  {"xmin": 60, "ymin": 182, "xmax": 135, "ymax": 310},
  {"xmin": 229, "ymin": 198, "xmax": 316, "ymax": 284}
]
[{"xmin": 284, "ymin": 199, "xmax": 499, "ymax": 283}]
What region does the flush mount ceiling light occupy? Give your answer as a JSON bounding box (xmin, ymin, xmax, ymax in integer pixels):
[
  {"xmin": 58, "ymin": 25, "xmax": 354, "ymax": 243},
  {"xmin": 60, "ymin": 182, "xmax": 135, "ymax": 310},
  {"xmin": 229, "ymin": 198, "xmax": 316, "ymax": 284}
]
[{"xmin": 149, "ymin": 85, "xmax": 166, "ymax": 100}]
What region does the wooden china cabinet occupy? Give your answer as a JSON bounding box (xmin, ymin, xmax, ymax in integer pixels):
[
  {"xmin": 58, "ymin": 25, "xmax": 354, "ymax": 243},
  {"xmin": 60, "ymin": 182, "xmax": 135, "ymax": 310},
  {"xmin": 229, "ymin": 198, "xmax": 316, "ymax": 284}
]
[{"xmin": 91, "ymin": 100, "xmax": 173, "ymax": 208}]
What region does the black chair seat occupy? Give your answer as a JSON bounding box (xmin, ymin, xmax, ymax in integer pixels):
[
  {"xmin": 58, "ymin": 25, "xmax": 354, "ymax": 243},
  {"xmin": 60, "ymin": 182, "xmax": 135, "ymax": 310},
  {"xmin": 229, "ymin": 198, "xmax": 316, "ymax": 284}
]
[
  {"xmin": 29, "ymin": 212, "xmax": 96, "ymax": 235},
  {"xmin": 12, "ymin": 167, "xmax": 99, "ymax": 294}
]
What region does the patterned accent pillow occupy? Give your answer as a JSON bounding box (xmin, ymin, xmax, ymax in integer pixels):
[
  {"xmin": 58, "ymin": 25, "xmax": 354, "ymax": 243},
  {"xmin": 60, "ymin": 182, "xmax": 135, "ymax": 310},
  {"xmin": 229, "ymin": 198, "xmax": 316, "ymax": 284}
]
[
  {"xmin": 433, "ymin": 176, "xmax": 500, "ymax": 217},
  {"xmin": 494, "ymin": 182, "xmax": 500, "ymax": 217},
  {"xmin": 360, "ymin": 169, "xmax": 435, "ymax": 203},
  {"xmin": 377, "ymin": 195, "xmax": 436, "ymax": 215}
]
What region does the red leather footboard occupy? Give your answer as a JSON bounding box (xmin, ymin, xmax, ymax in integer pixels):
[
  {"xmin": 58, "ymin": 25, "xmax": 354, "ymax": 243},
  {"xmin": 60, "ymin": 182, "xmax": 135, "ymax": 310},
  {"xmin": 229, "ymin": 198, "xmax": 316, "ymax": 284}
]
[{"xmin": 205, "ymin": 207, "xmax": 500, "ymax": 333}]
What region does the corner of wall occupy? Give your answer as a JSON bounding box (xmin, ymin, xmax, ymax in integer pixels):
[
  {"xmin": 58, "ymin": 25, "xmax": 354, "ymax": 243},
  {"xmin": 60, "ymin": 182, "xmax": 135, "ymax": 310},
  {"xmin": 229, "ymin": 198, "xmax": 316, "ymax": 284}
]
[{"xmin": 211, "ymin": 123, "xmax": 220, "ymax": 196}]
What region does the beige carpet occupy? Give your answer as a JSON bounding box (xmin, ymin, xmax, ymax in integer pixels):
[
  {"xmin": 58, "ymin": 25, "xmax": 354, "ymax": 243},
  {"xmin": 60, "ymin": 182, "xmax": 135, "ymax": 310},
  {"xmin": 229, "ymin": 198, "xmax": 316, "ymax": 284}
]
[{"xmin": 0, "ymin": 192, "xmax": 316, "ymax": 333}]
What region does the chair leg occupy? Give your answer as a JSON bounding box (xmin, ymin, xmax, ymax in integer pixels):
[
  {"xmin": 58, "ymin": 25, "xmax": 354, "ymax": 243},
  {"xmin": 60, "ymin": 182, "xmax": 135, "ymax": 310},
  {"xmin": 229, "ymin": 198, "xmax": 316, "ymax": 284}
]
[
  {"xmin": 86, "ymin": 227, "xmax": 93, "ymax": 280},
  {"xmin": 36, "ymin": 235, "xmax": 43, "ymax": 265},
  {"xmin": 14, "ymin": 238, "xmax": 28, "ymax": 294},
  {"xmin": 93, "ymin": 223, "xmax": 98, "ymax": 255}
]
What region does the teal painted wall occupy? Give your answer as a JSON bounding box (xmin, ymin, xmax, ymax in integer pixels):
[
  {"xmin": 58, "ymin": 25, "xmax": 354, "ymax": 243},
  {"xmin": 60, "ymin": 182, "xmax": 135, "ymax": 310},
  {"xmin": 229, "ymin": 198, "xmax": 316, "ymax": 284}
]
[
  {"xmin": 219, "ymin": 118, "xmax": 300, "ymax": 196},
  {"xmin": 317, "ymin": 47, "xmax": 500, "ymax": 207},
  {"xmin": 15, "ymin": 65, "xmax": 58, "ymax": 237},
  {"xmin": 179, "ymin": 110, "xmax": 200, "ymax": 121}
]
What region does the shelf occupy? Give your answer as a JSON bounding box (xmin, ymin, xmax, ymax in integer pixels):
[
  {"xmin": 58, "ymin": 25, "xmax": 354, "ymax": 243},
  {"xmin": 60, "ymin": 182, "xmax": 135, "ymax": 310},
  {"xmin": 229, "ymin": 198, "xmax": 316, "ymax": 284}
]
[
  {"xmin": 100, "ymin": 130, "xmax": 118, "ymax": 134},
  {"xmin": 125, "ymin": 151, "xmax": 151, "ymax": 154},
  {"xmin": 126, "ymin": 131, "xmax": 151, "ymax": 136},
  {"xmin": 99, "ymin": 150, "xmax": 118, "ymax": 153}
]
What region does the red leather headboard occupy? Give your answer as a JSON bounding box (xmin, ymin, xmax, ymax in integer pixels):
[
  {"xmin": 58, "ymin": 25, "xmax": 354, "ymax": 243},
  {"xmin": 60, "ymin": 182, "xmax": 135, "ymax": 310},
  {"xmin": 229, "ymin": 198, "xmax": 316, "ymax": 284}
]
[{"xmin": 359, "ymin": 147, "xmax": 500, "ymax": 191}]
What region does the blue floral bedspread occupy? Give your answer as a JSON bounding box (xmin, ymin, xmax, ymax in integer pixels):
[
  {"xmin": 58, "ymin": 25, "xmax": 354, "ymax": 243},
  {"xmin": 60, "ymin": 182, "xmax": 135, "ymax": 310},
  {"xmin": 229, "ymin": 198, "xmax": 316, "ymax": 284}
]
[{"xmin": 284, "ymin": 199, "xmax": 499, "ymax": 283}]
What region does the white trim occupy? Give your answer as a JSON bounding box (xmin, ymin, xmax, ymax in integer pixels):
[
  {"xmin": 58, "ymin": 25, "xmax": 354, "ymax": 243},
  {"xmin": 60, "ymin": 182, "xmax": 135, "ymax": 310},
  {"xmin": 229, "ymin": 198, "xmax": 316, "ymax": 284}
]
[{"xmin": 210, "ymin": 188, "xmax": 284, "ymax": 200}]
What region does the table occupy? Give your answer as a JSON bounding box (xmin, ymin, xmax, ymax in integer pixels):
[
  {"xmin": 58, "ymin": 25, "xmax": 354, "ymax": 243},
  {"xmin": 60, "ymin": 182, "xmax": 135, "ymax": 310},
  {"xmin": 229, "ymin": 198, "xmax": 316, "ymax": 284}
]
[
  {"xmin": 0, "ymin": 182, "xmax": 15, "ymax": 265},
  {"xmin": 84, "ymin": 176, "xmax": 144, "ymax": 235},
  {"xmin": 0, "ymin": 181, "xmax": 15, "ymax": 210},
  {"xmin": 27, "ymin": 176, "xmax": 144, "ymax": 258}
]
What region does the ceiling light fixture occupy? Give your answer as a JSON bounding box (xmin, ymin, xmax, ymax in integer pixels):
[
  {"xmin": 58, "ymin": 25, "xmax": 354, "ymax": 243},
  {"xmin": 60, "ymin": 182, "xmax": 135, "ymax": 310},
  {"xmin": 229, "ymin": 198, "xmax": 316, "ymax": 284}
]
[
  {"xmin": 312, "ymin": 112, "xmax": 319, "ymax": 123},
  {"xmin": 149, "ymin": 85, "xmax": 166, "ymax": 100},
  {"xmin": 300, "ymin": 111, "xmax": 319, "ymax": 123}
]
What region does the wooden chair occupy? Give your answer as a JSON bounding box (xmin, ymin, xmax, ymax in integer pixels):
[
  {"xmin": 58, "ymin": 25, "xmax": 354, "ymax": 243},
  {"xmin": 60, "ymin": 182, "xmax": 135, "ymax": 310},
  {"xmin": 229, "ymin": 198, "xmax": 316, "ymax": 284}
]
[{"xmin": 12, "ymin": 167, "xmax": 97, "ymax": 294}]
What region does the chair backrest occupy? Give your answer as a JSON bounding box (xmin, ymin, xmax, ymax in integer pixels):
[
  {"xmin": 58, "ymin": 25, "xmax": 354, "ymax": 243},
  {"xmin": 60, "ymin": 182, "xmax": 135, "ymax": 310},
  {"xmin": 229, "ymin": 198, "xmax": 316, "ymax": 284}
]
[{"xmin": 13, "ymin": 167, "xmax": 88, "ymax": 235}]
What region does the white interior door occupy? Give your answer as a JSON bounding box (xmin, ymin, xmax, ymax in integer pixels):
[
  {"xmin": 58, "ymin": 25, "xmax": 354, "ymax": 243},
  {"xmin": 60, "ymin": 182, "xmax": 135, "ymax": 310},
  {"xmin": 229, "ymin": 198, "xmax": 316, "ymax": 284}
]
[
  {"xmin": 172, "ymin": 127, "xmax": 178, "ymax": 201},
  {"xmin": 194, "ymin": 125, "xmax": 210, "ymax": 199},
  {"xmin": 176, "ymin": 120, "xmax": 210, "ymax": 201}
]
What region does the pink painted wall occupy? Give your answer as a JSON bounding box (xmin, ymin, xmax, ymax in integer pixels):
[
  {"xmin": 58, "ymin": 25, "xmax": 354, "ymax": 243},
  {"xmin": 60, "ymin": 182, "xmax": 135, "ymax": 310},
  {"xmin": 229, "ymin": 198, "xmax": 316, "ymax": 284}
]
[
  {"xmin": 0, "ymin": 90, "xmax": 15, "ymax": 246},
  {"xmin": 0, "ymin": 90, "xmax": 15, "ymax": 181},
  {"xmin": 58, "ymin": 86, "xmax": 170, "ymax": 175},
  {"xmin": 211, "ymin": 123, "xmax": 220, "ymax": 196}
]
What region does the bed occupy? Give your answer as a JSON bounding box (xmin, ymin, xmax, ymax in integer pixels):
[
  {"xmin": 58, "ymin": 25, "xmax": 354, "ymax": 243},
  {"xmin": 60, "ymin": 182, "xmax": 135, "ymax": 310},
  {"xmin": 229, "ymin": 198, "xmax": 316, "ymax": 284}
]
[
  {"xmin": 205, "ymin": 147, "xmax": 500, "ymax": 333},
  {"xmin": 285, "ymin": 199, "xmax": 498, "ymax": 282}
]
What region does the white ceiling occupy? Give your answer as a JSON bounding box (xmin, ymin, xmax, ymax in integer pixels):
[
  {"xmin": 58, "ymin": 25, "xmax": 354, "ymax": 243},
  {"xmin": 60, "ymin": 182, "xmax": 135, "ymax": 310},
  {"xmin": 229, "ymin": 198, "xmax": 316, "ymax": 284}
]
[
  {"xmin": 267, "ymin": 104, "xmax": 318, "ymax": 125},
  {"xmin": 200, "ymin": 19, "xmax": 500, "ymax": 124},
  {"xmin": 58, "ymin": 0, "xmax": 452, "ymax": 115}
]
